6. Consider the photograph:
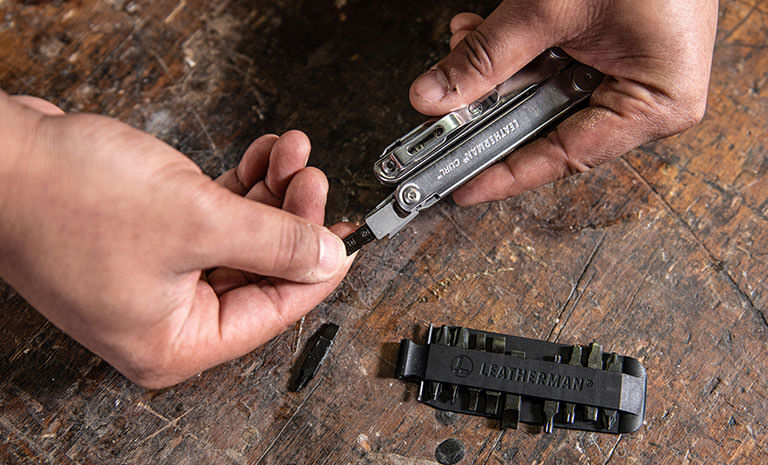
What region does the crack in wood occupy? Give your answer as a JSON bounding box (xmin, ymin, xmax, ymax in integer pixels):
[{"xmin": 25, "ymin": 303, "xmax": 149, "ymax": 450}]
[
  {"xmin": 547, "ymin": 232, "xmax": 605, "ymax": 342},
  {"xmin": 479, "ymin": 430, "xmax": 505, "ymax": 465},
  {"xmin": 253, "ymin": 366, "xmax": 328, "ymax": 464},
  {"xmin": 438, "ymin": 205, "xmax": 495, "ymax": 266},
  {"xmin": 718, "ymin": 1, "xmax": 761, "ymax": 44},
  {"xmin": 622, "ymin": 157, "xmax": 768, "ymax": 331},
  {"xmin": 468, "ymin": 431, "xmax": 495, "ymax": 465}
]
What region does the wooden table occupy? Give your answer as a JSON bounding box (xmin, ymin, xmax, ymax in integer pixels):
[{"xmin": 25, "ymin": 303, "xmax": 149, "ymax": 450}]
[{"xmin": 1, "ymin": 1, "xmax": 766, "ymax": 464}]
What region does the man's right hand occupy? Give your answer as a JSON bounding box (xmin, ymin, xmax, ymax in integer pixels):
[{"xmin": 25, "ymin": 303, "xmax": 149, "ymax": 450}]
[
  {"xmin": 0, "ymin": 92, "xmax": 354, "ymax": 388},
  {"xmin": 409, "ymin": 0, "xmax": 719, "ymax": 205}
]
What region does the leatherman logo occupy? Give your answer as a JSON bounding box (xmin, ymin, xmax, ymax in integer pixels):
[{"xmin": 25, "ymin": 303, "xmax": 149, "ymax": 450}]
[
  {"xmin": 462, "ymin": 119, "xmax": 520, "ymax": 164},
  {"xmin": 480, "ymin": 362, "xmax": 593, "ymax": 391},
  {"xmin": 450, "ymin": 355, "xmax": 474, "ymax": 378}
]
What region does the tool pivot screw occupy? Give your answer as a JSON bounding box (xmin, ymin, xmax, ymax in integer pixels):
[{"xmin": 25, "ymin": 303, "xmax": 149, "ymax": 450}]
[
  {"xmin": 402, "ymin": 186, "xmax": 422, "ymax": 205},
  {"xmin": 468, "ymin": 102, "xmax": 483, "ymax": 116}
]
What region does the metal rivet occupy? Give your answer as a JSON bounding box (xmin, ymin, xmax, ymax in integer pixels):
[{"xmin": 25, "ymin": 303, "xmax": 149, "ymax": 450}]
[{"xmin": 381, "ymin": 159, "xmax": 397, "ymax": 174}]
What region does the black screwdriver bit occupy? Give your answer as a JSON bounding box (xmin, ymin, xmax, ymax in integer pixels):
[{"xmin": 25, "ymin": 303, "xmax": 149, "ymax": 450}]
[
  {"xmin": 293, "ymin": 323, "xmax": 339, "ymax": 391},
  {"xmin": 343, "ymin": 223, "xmax": 375, "ymax": 255}
]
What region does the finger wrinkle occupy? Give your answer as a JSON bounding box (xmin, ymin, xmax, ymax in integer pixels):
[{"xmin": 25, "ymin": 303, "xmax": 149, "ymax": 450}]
[
  {"xmin": 601, "ymin": 76, "xmax": 672, "ymax": 115},
  {"xmin": 232, "ymin": 169, "xmax": 250, "ymax": 195},
  {"xmin": 257, "ymin": 277, "xmax": 292, "ymax": 331},
  {"xmin": 245, "ymin": 182, "xmax": 282, "ymax": 207},
  {"xmin": 208, "ymin": 268, "xmax": 249, "ymax": 295},
  {"xmin": 502, "ymin": 158, "xmax": 521, "ymax": 189},
  {"xmin": 545, "ymin": 128, "xmax": 591, "ymax": 175},
  {"xmin": 458, "ymin": 28, "xmax": 496, "ymax": 82}
]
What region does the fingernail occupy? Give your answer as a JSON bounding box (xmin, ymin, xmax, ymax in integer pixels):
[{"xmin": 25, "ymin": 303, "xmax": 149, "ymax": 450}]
[
  {"xmin": 316, "ymin": 229, "xmax": 346, "ymax": 279},
  {"xmin": 413, "ymin": 68, "xmax": 450, "ymax": 103}
]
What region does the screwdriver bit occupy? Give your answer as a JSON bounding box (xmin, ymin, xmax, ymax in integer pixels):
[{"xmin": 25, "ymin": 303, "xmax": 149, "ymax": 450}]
[
  {"xmin": 343, "ymin": 224, "xmax": 375, "ymax": 255},
  {"xmin": 294, "ymin": 323, "xmax": 339, "ymax": 392}
]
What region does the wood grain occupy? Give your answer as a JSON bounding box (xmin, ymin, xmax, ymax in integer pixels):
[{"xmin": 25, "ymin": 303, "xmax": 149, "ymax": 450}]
[{"xmin": 1, "ymin": 1, "xmax": 766, "ymax": 464}]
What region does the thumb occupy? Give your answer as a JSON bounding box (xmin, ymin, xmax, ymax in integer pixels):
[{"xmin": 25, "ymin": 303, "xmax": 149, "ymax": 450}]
[
  {"xmin": 410, "ymin": 2, "xmax": 562, "ymax": 115},
  {"xmin": 200, "ymin": 192, "xmax": 348, "ymax": 284}
]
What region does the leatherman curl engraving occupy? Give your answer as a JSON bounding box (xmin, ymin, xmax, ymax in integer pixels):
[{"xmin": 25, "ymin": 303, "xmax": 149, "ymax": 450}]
[{"xmin": 343, "ymin": 49, "xmax": 603, "ymax": 255}]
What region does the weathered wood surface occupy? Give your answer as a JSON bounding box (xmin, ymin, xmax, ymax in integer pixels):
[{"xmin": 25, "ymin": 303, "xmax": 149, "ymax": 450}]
[{"xmin": 1, "ymin": 1, "xmax": 767, "ymax": 464}]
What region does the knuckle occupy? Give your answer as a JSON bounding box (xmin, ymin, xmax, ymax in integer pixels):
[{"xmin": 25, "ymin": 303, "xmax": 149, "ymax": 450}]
[
  {"xmin": 655, "ymin": 91, "xmax": 708, "ymax": 136},
  {"xmin": 122, "ymin": 351, "xmax": 178, "ymax": 389}
]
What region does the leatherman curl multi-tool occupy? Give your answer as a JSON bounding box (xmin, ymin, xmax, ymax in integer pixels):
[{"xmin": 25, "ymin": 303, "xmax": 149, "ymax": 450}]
[{"xmin": 343, "ymin": 48, "xmax": 603, "ymax": 255}]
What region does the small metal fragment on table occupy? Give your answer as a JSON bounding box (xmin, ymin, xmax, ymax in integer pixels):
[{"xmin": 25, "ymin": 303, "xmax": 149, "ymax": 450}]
[
  {"xmin": 291, "ymin": 316, "xmax": 305, "ymax": 353},
  {"xmin": 293, "ymin": 323, "xmax": 339, "ymax": 392}
]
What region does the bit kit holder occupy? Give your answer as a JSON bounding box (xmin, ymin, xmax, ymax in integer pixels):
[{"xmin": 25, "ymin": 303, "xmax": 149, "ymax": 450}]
[{"xmin": 396, "ymin": 325, "xmax": 646, "ymax": 434}]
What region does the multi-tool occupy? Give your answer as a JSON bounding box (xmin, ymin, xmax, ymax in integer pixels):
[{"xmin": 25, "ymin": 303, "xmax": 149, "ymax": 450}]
[
  {"xmin": 343, "ymin": 48, "xmax": 603, "ymax": 255},
  {"xmin": 396, "ymin": 324, "xmax": 647, "ymax": 434}
]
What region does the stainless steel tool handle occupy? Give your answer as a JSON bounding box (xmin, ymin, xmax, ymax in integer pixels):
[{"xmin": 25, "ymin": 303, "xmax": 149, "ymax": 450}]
[
  {"xmin": 373, "ymin": 49, "xmax": 574, "ymax": 185},
  {"xmin": 394, "ymin": 64, "xmax": 602, "ymax": 212},
  {"xmin": 373, "ymin": 48, "xmax": 574, "ymax": 185},
  {"xmin": 343, "ymin": 59, "xmax": 604, "ymax": 255}
]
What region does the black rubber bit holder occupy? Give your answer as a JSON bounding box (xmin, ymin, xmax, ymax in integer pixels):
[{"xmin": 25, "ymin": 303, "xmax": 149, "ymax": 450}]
[{"xmin": 395, "ymin": 324, "xmax": 647, "ymax": 434}]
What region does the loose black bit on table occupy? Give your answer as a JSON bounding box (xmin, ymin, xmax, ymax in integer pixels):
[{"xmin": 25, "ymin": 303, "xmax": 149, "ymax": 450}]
[
  {"xmin": 395, "ymin": 324, "xmax": 647, "ymax": 434},
  {"xmin": 293, "ymin": 323, "xmax": 339, "ymax": 392}
]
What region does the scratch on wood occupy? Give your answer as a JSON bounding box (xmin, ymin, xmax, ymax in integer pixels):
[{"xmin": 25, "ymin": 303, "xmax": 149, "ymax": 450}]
[
  {"xmin": 142, "ymin": 405, "xmax": 196, "ymax": 442},
  {"xmin": 351, "ymin": 452, "xmax": 439, "ymax": 465},
  {"xmin": 602, "ymin": 434, "xmax": 623, "ymax": 465},
  {"xmin": 254, "ymin": 372, "xmax": 327, "ymax": 465},
  {"xmin": 136, "ymin": 400, "xmax": 171, "ymax": 422},
  {"xmin": 718, "ymin": 1, "xmax": 760, "ymax": 43},
  {"xmin": 192, "ymin": 109, "xmax": 219, "ymax": 158},
  {"xmin": 479, "ymin": 430, "xmax": 506, "ymax": 465},
  {"xmin": 468, "ymin": 431, "xmax": 496, "ymax": 465},
  {"xmin": 150, "ymin": 49, "xmax": 170, "ymax": 75},
  {"xmin": 439, "ymin": 205, "xmax": 494, "ymax": 265},
  {"xmin": 425, "ymin": 267, "xmax": 517, "ymax": 300},
  {"xmin": 623, "ymin": 273, "xmax": 647, "ymax": 315},
  {"xmin": 8, "ymin": 321, "xmax": 52, "ymax": 362},
  {"xmin": 1, "ymin": 419, "xmax": 64, "ymax": 465},
  {"xmin": 503, "ymin": 240, "xmax": 563, "ymax": 278},
  {"xmin": 164, "ymin": 0, "xmax": 187, "ymax": 24}
]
